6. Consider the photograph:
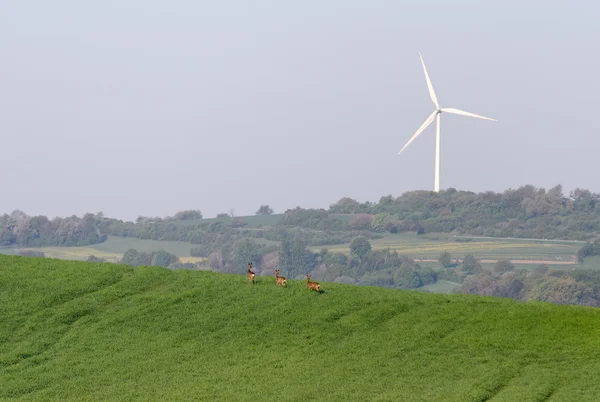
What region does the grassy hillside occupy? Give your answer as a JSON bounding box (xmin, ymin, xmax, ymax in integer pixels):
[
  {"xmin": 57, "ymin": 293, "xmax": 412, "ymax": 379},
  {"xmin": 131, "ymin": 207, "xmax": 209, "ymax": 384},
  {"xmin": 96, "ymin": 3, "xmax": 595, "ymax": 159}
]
[{"xmin": 2, "ymin": 256, "xmax": 600, "ymax": 401}]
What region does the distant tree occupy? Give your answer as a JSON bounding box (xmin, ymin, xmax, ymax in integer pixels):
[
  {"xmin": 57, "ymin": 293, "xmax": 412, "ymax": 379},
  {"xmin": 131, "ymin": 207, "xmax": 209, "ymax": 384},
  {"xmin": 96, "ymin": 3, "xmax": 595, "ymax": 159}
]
[
  {"xmin": 378, "ymin": 195, "xmax": 394, "ymax": 206},
  {"xmin": 418, "ymin": 266, "xmax": 438, "ymax": 285},
  {"xmin": 216, "ymin": 213, "xmax": 229, "ymax": 219},
  {"xmin": 371, "ymin": 213, "xmax": 389, "ymax": 233},
  {"xmin": 337, "ymin": 197, "xmax": 359, "ymax": 206},
  {"xmin": 229, "ymin": 208, "xmax": 235, "ymax": 219},
  {"xmin": 350, "ymin": 236, "xmax": 372, "ymax": 259},
  {"xmin": 462, "ymin": 271, "xmax": 499, "ymax": 296},
  {"xmin": 256, "ymin": 205, "xmax": 274, "ymax": 215},
  {"xmin": 529, "ymin": 276, "xmax": 596, "ymax": 306},
  {"xmin": 577, "ymin": 241, "xmax": 600, "ymax": 264},
  {"xmin": 493, "ymin": 260, "xmax": 515, "ymax": 274},
  {"xmin": 278, "ymin": 207, "xmax": 333, "ymax": 229},
  {"xmin": 393, "ymin": 266, "xmax": 423, "ymax": 289},
  {"xmin": 174, "ymin": 210, "xmax": 203, "ymax": 220},
  {"xmin": 348, "ymin": 214, "xmax": 374, "ymax": 230},
  {"xmin": 190, "ymin": 245, "xmax": 209, "ymax": 258},
  {"xmin": 189, "ymin": 231, "xmax": 205, "ymax": 245},
  {"xmin": 232, "ymin": 238, "xmax": 263, "ymax": 274},
  {"xmin": 462, "ymin": 254, "xmax": 482, "ymax": 274},
  {"xmin": 330, "ymin": 197, "xmax": 360, "ymax": 213},
  {"xmin": 208, "ymin": 250, "xmax": 224, "ymax": 270},
  {"xmin": 260, "ymin": 251, "xmax": 279, "ymax": 276},
  {"xmin": 278, "ymin": 238, "xmax": 315, "ymax": 278},
  {"xmin": 384, "ymin": 221, "xmax": 399, "ymax": 234},
  {"xmin": 232, "ymin": 217, "xmax": 247, "ymax": 228},
  {"xmin": 120, "ymin": 249, "xmax": 141, "ymax": 266},
  {"xmin": 438, "ymin": 251, "xmax": 452, "ymax": 268},
  {"xmin": 151, "ymin": 250, "xmax": 179, "ymax": 268},
  {"xmin": 138, "ymin": 252, "xmax": 155, "ymax": 266},
  {"xmin": 532, "ymin": 264, "xmax": 550, "ymax": 277},
  {"xmin": 209, "ymin": 221, "xmax": 224, "ymax": 233},
  {"xmin": 87, "ymin": 255, "xmax": 106, "ymax": 263}
]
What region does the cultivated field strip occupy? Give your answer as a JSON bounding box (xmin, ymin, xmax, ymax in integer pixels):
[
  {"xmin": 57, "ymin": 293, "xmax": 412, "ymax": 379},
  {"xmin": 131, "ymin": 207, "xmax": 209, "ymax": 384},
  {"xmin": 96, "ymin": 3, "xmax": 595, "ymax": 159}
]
[{"xmin": 314, "ymin": 239, "xmax": 579, "ymax": 262}]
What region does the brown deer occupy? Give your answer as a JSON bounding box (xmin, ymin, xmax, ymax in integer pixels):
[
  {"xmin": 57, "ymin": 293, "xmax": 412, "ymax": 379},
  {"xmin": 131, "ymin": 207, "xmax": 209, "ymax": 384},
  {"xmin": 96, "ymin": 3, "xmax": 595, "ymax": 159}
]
[
  {"xmin": 246, "ymin": 262, "xmax": 256, "ymax": 284},
  {"xmin": 306, "ymin": 274, "xmax": 321, "ymax": 294},
  {"xmin": 274, "ymin": 269, "xmax": 287, "ymax": 287}
]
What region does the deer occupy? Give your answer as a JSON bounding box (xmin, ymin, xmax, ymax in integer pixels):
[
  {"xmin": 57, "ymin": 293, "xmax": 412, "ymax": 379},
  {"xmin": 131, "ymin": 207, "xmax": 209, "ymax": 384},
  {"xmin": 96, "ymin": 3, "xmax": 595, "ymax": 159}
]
[
  {"xmin": 306, "ymin": 274, "xmax": 321, "ymax": 294},
  {"xmin": 246, "ymin": 262, "xmax": 256, "ymax": 284},
  {"xmin": 274, "ymin": 269, "xmax": 287, "ymax": 287}
]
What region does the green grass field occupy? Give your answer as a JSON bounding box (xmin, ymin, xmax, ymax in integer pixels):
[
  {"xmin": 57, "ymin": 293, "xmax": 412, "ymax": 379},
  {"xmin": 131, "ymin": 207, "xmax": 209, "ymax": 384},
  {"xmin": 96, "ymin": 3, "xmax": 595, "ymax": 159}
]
[{"xmin": 3, "ymin": 255, "xmax": 600, "ymax": 401}]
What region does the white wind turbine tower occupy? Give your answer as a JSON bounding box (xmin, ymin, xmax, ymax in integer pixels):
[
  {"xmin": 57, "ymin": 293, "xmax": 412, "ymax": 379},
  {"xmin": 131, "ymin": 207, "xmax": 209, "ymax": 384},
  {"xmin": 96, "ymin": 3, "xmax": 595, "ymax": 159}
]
[{"xmin": 398, "ymin": 53, "xmax": 497, "ymax": 192}]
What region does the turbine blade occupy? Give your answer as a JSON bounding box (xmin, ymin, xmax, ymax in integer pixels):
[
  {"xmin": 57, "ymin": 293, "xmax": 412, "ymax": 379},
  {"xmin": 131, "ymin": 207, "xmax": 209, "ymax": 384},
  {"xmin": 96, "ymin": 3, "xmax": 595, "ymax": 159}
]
[
  {"xmin": 398, "ymin": 111, "xmax": 437, "ymax": 154},
  {"xmin": 441, "ymin": 107, "xmax": 497, "ymax": 121},
  {"xmin": 419, "ymin": 52, "xmax": 439, "ymax": 109}
]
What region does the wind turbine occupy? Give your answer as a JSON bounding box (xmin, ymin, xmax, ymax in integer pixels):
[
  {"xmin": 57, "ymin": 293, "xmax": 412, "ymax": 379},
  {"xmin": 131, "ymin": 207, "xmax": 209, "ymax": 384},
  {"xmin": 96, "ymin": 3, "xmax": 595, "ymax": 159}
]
[{"xmin": 398, "ymin": 53, "xmax": 497, "ymax": 192}]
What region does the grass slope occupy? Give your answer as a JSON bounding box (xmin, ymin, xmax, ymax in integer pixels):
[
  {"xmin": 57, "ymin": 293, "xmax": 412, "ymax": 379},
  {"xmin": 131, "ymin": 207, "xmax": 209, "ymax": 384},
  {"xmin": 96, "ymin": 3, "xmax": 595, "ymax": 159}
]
[{"xmin": 2, "ymin": 256, "xmax": 600, "ymax": 401}]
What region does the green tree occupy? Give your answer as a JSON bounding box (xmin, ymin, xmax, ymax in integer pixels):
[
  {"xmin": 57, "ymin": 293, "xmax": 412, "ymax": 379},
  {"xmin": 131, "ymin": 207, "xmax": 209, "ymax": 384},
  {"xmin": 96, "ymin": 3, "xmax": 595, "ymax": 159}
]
[
  {"xmin": 120, "ymin": 249, "xmax": 140, "ymax": 266},
  {"xmin": 371, "ymin": 213, "xmax": 389, "ymax": 232},
  {"xmin": 256, "ymin": 205, "xmax": 274, "ymax": 215},
  {"xmin": 190, "ymin": 245, "xmax": 209, "ymax": 257},
  {"xmin": 493, "ymin": 260, "xmax": 515, "ymax": 274},
  {"xmin": 139, "ymin": 252, "xmax": 155, "ymax": 266},
  {"xmin": 278, "ymin": 238, "xmax": 315, "ymax": 278},
  {"xmin": 439, "ymin": 251, "xmax": 452, "ymax": 268},
  {"xmin": 174, "ymin": 210, "xmax": 203, "ymax": 220},
  {"xmin": 417, "ymin": 266, "xmax": 437, "ymax": 285},
  {"xmin": 350, "ymin": 236, "xmax": 371, "ymax": 259},
  {"xmin": 393, "ymin": 267, "xmax": 423, "ymax": 289},
  {"xmin": 577, "ymin": 241, "xmax": 600, "ymax": 264},
  {"xmin": 151, "ymin": 250, "xmax": 179, "ymax": 268},
  {"xmin": 462, "ymin": 254, "xmax": 482, "ymax": 275},
  {"xmin": 232, "ymin": 238, "xmax": 263, "ymax": 274}
]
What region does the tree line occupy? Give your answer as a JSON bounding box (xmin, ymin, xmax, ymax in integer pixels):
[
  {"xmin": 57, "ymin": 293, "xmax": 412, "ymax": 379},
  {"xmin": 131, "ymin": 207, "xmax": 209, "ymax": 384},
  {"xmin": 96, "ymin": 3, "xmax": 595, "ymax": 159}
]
[
  {"xmin": 3, "ymin": 185, "xmax": 598, "ymax": 251},
  {"xmin": 329, "ymin": 185, "xmax": 599, "ymax": 240}
]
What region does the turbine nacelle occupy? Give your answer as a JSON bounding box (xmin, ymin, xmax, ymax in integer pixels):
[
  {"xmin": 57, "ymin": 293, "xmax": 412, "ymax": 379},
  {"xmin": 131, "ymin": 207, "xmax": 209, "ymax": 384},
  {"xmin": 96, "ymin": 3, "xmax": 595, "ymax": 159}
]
[{"xmin": 398, "ymin": 53, "xmax": 497, "ymax": 192}]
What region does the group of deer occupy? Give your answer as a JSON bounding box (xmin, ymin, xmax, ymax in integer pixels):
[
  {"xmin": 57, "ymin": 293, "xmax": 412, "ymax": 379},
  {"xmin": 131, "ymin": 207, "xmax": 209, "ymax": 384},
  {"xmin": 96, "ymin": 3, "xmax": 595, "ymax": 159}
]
[{"xmin": 246, "ymin": 263, "xmax": 321, "ymax": 294}]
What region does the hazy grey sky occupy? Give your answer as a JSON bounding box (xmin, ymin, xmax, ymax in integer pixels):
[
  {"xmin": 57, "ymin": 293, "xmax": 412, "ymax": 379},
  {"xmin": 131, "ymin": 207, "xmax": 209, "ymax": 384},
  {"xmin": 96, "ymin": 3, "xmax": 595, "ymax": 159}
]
[{"xmin": 1, "ymin": 1, "xmax": 598, "ymax": 220}]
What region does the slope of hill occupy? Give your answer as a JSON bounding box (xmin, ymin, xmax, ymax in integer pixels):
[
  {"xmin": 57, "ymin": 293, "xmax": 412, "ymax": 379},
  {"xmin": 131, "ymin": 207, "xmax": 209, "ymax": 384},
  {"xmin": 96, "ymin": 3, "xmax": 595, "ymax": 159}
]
[{"xmin": 2, "ymin": 255, "xmax": 600, "ymax": 401}]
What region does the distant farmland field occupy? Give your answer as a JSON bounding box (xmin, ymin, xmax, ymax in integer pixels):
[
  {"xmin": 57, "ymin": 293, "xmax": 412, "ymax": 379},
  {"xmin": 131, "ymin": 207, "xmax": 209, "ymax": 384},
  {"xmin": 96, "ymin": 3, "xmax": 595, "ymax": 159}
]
[
  {"xmin": 311, "ymin": 233, "xmax": 582, "ymax": 263},
  {"xmin": 0, "ymin": 236, "xmax": 201, "ymax": 263},
  {"xmin": 0, "ymin": 231, "xmax": 588, "ymax": 268}
]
